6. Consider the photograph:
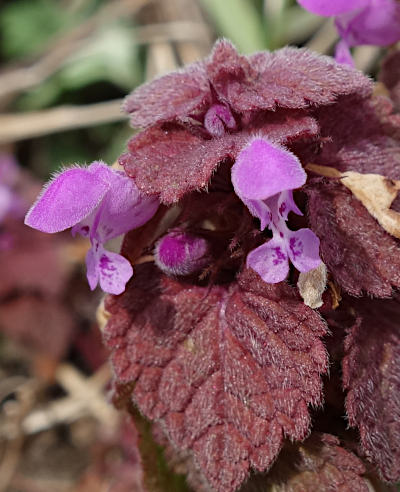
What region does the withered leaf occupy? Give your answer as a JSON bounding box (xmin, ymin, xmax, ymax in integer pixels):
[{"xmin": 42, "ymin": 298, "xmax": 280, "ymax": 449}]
[
  {"xmin": 306, "ymin": 179, "xmax": 400, "ymax": 296},
  {"xmin": 307, "ymin": 164, "xmax": 400, "ymax": 239},
  {"xmin": 297, "ymin": 262, "xmax": 327, "ymax": 309}
]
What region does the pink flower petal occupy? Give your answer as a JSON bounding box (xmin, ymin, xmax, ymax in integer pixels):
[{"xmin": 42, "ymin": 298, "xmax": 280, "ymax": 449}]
[
  {"xmin": 86, "ymin": 245, "xmax": 100, "ymax": 291},
  {"xmin": 98, "ymin": 249, "xmax": 133, "ymax": 295},
  {"xmin": 204, "ymin": 104, "xmax": 236, "ymax": 137},
  {"xmin": 92, "ymin": 169, "xmax": 159, "ymax": 243},
  {"xmin": 297, "ymin": 0, "xmax": 367, "ymax": 16},
  {"xmin": 0, "ymin": 185, "xmax": 13, "ymax": 222},
  {"xmin": 335, "ymin": 0, "xmax": 400, "ymax": 46},
  {"xmin": 277, "ymin": 190, "xmax": 303, "ymax": 220},
  {"xmin": 240, "ymin": 196, "xmax": 272, "ymax": 230},
  {"xmin": 25, "ymin": 167, "xmax": 110, "ymax": 233},
  {"xmin": 334, "ymin": 40, "xmax": 355, "ymax": 67},
  {"xmin": 286, "ymin": 228, "xmax": 321, "ymax": 273},
  {"xmin": 231, "ymin": 138, "xmax": 306, "ymax": 201},
  {"xmin": 246, "ymin": 238, "xmax": 289, "ymax": 283}
]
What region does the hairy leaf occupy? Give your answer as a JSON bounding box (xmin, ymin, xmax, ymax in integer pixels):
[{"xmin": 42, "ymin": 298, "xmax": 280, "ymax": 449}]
[
  {"xmin": 306, "ymin": 180, "xmax": 400, "ymax": 296},
  {"xmin": 123, "ymin": 40, "xmax": 372, "ymax": 130},
  {"xmin": 120, "ymin": 125, "xmax": 238, "ymax": 203},
  {"xmin": 121, "ymin": 111, "xmax": 318, "ymax": 204},
  {"xmin": 379, "ymin": 50, "xmax": 400, "ymax": 110},
  {"xmin": 104, "ymin": 264, "xmax": 328, "ymax": 492},
  {"xmin": 298, "ymin": 96, "xmax": 400, "ymax": 180},
  {"xmin": 343, "ymin": 298, "xmax": 400, "ymax": 482},
  {"xmin": 123, "ymin": 61, "xmax": 211, "ymax": 129},
  {"xmin": 207, "ymin": 41, "xmax": 372, "ymax": 113},
  {"xmin": 241, "ymin": 433, "xmax": 369, "ymax": 492},
  {"xmin": 307, "ymin": 165, "xmax": 400, "ymax": 239}
]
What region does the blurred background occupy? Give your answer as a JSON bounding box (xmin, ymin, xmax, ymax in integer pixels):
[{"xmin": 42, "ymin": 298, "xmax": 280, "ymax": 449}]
[{"xmin": 0, "ymin": 1, "xmax": 389, "ymax": 491}]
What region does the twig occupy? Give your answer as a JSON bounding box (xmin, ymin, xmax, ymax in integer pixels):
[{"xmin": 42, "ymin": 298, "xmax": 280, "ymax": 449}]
[
  {"xmin": 22, "ymin": 363, "xmax": 118, "ymax": 435},
  {"xmin": 353, "ymin": 45, "xmax": 381, "ymax": 73},
  {"xmin": 0, "ymin": 381, "xmax": 37, "ymax": 492},
  {"xmin": 0, "ymin": 99, "xmax": 126, "ymax": 144}
]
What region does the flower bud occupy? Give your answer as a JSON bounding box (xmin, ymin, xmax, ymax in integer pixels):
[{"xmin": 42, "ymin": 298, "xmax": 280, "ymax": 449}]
[{"xmin": 154, "ymin": 231, "xmax": 209, "ymax": 276}]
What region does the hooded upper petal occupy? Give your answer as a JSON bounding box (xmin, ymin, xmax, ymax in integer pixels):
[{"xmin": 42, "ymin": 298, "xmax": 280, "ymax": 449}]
[
  {"xmin": 25, "ymin": 165, "xmax": 110, "ymax": 233},
  {"xmin": 231, "ymin": 138, "xmax": 306, "ymax": 201},
  {"xmin": 89, "ymin": 168, "xmax": 159, "ymax": 243}
]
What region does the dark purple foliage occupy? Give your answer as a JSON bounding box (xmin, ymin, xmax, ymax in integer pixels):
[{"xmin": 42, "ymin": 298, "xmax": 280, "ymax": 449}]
[
  {"xmin": 242, "ymin": 433, "xmax": 369, "ymax": 492},
  {"xmin": 102, "ymin": 42, "xmax": 400, "ymax": 491},
  {"xmin": 121, "ymin": 40, "xmax": 371, "ymax": 204},
  {"xmin": 306, "ymin": 179, "xmax": 400, "ymax": 296},
  {"xmin": 343, "ymin": 298, "xmax": 400, "ymax": 482},
  {"xmin": 103, "ymin": 265, "xmax": 327, "ymax": 492},
  {"xmin": 380, "ymin": 50, "xmax": 400, "ymax": 110}
]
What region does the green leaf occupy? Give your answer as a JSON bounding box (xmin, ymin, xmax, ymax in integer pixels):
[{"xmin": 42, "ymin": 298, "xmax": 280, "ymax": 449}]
[
  {"xmin": 199, "ymin": 0, "xmax": 268, "ymax": 52},
  {"xmin": 0, "ymin": 0, "xmax": 73, "ymax": 59},
  {"xmin": 60, "ymin": 22, "xmax": 141, "ymax": 91}
]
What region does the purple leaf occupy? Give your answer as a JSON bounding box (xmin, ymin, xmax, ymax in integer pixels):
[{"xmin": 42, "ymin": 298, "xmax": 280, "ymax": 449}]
[
  {"xmin": 306, "ymin": 180, "xmax": 400, "ymax": 296},
  {"xmin": 103, "ymin": 265, "xmax": 328, "ymax": 492},
  {"xmin": 343, "ymin": 298, "xmax": 400, "ymax": 482},
  {"xmin": 123, "ymin": 61, "xmax": 211, "ymax": 129},
  {"xmin": 246, "ymin": 433, "xmax": 369, "ymax": 492},
  {"xmin": 297, "ymin": 96, "xmax": 400, "ymax": 180},
  {"xmin": 121, "ymin": 125, "xmax": 239, "ymax": 204},
  {"xmin": 206, "ymin": 42, "xmax": 372, "ymax": 113}
]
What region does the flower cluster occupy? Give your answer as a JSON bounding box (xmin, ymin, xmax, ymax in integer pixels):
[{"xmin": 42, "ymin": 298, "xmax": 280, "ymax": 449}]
[
  {"xmin": 298, "ymin": 0, "xmax": 400, "ymax": 66},
  {"xmin": 232, "ymin": 138, "xmax": 321, "ymax": 283},
  {"xmin": 25, "ymin": 162, "xmax": 158, "ymax": 294}
]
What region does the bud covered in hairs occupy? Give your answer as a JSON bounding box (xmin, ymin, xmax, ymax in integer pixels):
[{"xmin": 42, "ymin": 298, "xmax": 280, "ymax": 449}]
[{"xmin": 154, "ymin": 231, "xmax": 210, "ymax": 276}]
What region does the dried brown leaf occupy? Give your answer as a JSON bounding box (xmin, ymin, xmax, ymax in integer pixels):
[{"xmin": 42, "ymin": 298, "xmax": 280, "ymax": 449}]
[
  {"xmin": 297, "ymin": 263, "xmax": 327, "ymax": 309},
  {"xmin": 307, "ymin": 164, "xmax": 400, "ymax": 239}
]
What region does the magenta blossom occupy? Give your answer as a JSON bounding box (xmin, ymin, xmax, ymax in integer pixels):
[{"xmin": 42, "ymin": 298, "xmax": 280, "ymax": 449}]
[
  {"xmin": 25, "ymin": 161, "xmax": 159, "ymax": 294},
  {"xmin": 232, "ymin": 138, "xmax": 321, "ymax": 283},
  {"xmin": 298, "ymin": 0, "xmax": 400, "ymax": 66},
  {"xmin": 0, "ymin": 154, "xmax": 25, "ymax": 224},
  {"xmin": 154, "ymin": 231, "xmax": 210, "ymax": 276}
]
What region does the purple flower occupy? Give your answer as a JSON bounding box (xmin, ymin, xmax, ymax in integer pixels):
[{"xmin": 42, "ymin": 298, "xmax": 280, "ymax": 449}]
[
  {"xmin": 154, "ymin": 231, "xmax": 209, "ymax": 276},
  {"xmin": 25, "ymin": 161, "xmax": 159, "ymax": 294},
  {"xmin": 232, "ymin": 138, "xmax": 321, "ymax": 283},
  {"xmin": 297, "ymin": 0, "xmax": 400, "ymax": 66},
  {"xmin": 0, "ymin": 154, "xmax": 25, "ymax": 224}
]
